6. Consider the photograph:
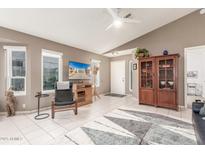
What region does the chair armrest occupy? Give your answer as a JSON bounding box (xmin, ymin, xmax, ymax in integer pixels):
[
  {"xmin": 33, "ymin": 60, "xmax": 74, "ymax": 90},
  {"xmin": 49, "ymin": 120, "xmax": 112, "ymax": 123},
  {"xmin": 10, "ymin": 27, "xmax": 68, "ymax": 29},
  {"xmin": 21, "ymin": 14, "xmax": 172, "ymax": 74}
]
[
  {"xmin": 73, "ymin": 92, "xmax": 77, "ymax": 101},
  {"xmin": 74, "ymin": 100, "xmax": 78, "ymax": 107}
]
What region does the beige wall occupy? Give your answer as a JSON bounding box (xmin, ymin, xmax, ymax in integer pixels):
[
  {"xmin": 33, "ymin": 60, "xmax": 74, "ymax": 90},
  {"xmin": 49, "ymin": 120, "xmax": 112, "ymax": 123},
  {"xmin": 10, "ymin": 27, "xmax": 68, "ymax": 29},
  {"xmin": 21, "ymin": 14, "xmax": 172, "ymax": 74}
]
[
  {"xmin": 0, "ymin": 27, "xmax": 110, "ymax": 112},
  {"xmin": 1, "ymin": 10, "xmax": 204, "ymax": 111},
  {"xmin": 110, "ymin": 10, "xmax": 205, "ymax": 106}
]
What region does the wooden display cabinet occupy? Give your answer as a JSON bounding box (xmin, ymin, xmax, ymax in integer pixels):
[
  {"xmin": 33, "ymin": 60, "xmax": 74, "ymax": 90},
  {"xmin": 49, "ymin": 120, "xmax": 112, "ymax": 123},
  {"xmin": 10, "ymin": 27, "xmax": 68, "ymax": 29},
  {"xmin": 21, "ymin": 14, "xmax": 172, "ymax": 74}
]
[
  {"xmin": 139, "ymin": 57, "xmax": 156, "ymax": 106},
  {"xmin": 139, "ymin": 54, "xmax": 179, "ymax": 110},
  {"xmin": 156, "ymin": 54, "xmax": 179, "ymax": 110}
]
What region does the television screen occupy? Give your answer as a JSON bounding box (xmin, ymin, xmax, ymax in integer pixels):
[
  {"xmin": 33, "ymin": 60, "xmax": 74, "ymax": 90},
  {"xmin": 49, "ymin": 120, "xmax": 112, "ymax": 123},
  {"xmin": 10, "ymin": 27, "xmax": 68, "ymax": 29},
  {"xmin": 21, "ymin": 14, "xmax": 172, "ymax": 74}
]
[{"xmin": 68, "ymin": 61, "xmax": 91, "ymax": 80}]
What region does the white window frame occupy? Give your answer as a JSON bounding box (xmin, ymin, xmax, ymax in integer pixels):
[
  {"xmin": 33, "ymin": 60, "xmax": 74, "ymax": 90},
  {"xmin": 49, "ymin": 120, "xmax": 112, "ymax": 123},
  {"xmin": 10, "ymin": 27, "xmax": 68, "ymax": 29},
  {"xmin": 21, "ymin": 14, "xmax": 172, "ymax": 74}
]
[
  {"xmin": 41, "ymin": 49, "xmax": 63, "ymax": 93},
  {"xmin": 4, "ymin": 46, "xmax": 27, "ymax": 96},
  {"xmin": 91, "ymin": 59, "xmax": 101, "ymax": 88},
  {"xmin": 129, "ymin": 60, "xmax": 133, "ymax": 92}
]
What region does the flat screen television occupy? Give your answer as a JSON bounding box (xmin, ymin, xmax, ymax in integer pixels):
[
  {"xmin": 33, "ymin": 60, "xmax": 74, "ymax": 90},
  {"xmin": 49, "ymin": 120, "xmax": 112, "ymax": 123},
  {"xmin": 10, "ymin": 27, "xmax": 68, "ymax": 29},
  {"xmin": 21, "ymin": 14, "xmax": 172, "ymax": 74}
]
[{"xmin": 68, "ymin": 61, "xmax": 91, "ymax": 80}]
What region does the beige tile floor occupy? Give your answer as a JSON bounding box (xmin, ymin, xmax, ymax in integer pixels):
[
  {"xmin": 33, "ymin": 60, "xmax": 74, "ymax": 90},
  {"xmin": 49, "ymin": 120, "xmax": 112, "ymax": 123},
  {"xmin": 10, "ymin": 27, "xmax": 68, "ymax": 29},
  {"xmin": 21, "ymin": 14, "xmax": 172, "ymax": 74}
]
[{"xmin": 0, "ymin": 95, "xmax": 192, "ymax": 145}]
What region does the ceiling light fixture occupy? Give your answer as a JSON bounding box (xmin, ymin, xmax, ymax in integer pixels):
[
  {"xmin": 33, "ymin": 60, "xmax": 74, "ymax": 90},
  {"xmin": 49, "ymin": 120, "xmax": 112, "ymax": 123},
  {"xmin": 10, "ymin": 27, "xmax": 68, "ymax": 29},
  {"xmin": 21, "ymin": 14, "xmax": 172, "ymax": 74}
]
[
  {"xmin": 112, "ymin": 51, "xmax": 119, "ymax": 56},
  {"xmin": 113, "ymin": 20, "xmax": 122, "ymax": 28}
]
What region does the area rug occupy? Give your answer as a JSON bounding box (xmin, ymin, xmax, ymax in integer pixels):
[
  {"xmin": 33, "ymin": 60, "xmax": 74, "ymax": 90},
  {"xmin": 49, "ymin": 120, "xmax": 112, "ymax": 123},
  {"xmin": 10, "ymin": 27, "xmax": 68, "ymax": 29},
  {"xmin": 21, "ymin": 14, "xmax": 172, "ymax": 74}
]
[
  {"xmin": 104, "ymin": 93, "xmax": 126, "ymax": 97},
  {"xmin": 65, "ymin": 108, "xmax": 196, "ymax": 145}
]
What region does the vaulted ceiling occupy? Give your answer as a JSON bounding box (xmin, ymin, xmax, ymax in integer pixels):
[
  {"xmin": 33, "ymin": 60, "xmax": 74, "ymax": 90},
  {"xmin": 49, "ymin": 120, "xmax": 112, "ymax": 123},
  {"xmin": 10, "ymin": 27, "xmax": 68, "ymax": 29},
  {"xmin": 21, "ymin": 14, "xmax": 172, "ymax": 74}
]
[{"xmin": 0, "ymin": 8, "xmax": 196, "ymax": 54}]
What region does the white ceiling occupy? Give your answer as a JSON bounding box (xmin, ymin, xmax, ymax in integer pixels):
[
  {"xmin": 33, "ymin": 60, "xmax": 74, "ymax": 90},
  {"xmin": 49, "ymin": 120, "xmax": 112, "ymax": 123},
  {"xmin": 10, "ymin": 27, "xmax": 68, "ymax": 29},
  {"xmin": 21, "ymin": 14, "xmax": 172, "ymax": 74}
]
[{"xmin": 0, "ymin": 8, "xmax": 197, "ymax": 54}]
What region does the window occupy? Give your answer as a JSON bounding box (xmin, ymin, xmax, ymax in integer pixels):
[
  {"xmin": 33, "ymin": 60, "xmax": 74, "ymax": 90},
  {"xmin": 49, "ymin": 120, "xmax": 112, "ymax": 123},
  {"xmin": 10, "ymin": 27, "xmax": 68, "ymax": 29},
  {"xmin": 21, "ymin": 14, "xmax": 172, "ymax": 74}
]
[
  {"xmin": 42, "ymin": 49, "xmax": 62, "ymax": 93},
  {"xmin": 91, "ymin": 59, "xmax": 101, "ymax": 87},
  {"xmin": 129, "ymin": 60, "xmax": 133, "ymax": 92},
  {"xmin": 4, "ymin": 46, "xmax": 27, "ymax": 96}
]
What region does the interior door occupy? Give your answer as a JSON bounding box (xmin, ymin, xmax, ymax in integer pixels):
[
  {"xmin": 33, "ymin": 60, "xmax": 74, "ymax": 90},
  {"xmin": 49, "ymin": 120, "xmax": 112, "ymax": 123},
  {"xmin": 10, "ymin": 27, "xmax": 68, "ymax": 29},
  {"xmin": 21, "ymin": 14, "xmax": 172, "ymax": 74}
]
[{"xmin": 111, "ymin": 60, "xmax": 125, "ymax": 94}]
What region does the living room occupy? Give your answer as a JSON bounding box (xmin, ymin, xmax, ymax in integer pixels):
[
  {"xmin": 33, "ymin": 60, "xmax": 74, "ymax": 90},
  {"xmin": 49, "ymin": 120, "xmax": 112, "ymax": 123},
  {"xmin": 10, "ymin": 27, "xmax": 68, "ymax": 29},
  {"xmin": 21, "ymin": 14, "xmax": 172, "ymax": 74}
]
[{"xmin": 0, "ymin": 2, "xmax": 205, "ymax": 149}]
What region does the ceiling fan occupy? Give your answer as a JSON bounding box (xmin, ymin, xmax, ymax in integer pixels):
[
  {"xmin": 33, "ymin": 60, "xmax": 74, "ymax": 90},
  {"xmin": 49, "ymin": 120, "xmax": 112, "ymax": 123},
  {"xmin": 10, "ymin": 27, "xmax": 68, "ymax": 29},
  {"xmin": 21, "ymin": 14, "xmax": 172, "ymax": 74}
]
[{"xmin": 105, "ymin": 8, "xmax": 141, "ymax": 31}]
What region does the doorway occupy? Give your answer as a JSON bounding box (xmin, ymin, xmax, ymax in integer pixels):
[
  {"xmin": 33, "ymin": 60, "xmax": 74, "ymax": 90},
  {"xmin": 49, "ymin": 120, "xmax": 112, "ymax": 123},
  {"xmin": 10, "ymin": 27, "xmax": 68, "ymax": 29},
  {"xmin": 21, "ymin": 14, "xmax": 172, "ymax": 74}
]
[
  {"xmin": 111, "ymin": 60, "xmax": 125, "ymax": 95},
  {"xmin": 184, "ymin": 45, "xmax": 205, "ymax": 108}
]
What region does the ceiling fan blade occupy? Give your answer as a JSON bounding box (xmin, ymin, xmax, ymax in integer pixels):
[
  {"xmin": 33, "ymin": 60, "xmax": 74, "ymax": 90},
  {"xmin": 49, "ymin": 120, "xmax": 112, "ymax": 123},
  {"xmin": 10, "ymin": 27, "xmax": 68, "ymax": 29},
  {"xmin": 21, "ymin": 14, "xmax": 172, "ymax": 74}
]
[
  {"xmin": 105, "ymin": 23, "xmax": 114, "ymax": 31},
  {"xmin": 122, "ymin": 18, "xmax": 141, "ymax": 24},
  {"xmin": 124, "ymin": 13, "xmax": 132, "ymax": 18},
  {"xmin": 106, "ymin": 8, "xmax": 118, "ymax": 19}
]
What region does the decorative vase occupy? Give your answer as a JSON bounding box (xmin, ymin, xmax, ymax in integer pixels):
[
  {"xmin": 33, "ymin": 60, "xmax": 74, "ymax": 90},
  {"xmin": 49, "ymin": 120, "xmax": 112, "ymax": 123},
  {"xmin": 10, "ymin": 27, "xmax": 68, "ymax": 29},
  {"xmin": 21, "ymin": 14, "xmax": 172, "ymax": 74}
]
[{"xmin": 163, "ymin": 50, "xmax": 168, "ymax": 55}]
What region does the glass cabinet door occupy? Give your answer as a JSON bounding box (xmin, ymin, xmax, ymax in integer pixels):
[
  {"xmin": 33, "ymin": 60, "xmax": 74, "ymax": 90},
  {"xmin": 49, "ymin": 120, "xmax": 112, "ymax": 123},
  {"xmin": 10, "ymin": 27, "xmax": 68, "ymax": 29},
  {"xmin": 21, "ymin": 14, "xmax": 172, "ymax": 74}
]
[
  {"xmin": 140, "ymin": 61, "xmax": 153, "ymax": 88},
  {"xmin": 158, "ymin": 58, "xmax": 174, "ymax": 89}
]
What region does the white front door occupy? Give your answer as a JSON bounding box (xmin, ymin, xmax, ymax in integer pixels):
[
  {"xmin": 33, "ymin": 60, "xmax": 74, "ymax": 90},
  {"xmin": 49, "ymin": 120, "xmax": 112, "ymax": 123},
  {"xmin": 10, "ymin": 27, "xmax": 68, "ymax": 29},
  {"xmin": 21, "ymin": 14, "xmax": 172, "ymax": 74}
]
[{"xmin": 111, "ymin": 60, "xmax": 125, "ymax": 94}]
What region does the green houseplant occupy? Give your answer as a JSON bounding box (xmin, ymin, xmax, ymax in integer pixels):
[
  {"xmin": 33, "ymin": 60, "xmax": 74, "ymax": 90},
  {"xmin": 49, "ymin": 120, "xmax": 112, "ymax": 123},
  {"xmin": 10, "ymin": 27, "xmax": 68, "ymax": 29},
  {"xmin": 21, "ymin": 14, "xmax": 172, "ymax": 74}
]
[{"xmin": 135, "ymin": 48, "xmax": 149, "ymax": 59}]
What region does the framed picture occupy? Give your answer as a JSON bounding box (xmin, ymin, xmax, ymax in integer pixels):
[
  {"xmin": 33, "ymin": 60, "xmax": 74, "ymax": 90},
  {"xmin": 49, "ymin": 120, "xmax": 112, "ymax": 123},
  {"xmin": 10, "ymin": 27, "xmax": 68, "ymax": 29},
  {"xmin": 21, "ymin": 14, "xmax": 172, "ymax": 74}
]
[
  {"xmin": 133, "ymin": 63, "xmax": 137, "ymax": 70},
  {"xmin": 187, "ymin": 71, "xmax": 198, "ymax": 78},
  {"xmin": 187, "ymin": 83, "xmax": 196, "ymax": 95}
]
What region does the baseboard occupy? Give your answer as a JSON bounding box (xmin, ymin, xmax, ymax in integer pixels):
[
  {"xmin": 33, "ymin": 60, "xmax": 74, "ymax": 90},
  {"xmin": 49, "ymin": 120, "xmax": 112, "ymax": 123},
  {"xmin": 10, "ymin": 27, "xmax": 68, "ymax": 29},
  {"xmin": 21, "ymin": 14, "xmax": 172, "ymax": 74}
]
[
  {"xmin": 178, "ymin": 105, "xmax": 186, "ymax": 111},
  {"xmin": 0, "ymin": 93, "xmax": 136, "ymax": 116},
  {"xmin": 0, "ymin": 106, "xmax": 51, "ymax": 116}
]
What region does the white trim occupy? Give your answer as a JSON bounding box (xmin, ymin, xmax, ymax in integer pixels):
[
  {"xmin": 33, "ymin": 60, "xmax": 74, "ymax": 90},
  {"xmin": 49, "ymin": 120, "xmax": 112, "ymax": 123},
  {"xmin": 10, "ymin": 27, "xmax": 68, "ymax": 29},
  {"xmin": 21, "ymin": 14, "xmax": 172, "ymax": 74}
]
[
  {"xmin": 41, "ymin": 49, "xmax": 63, "ymax": 93},
  {"xmin": 4, "ymin": 46, "xmax": 26, "ymax": 51},
  {"xmin": 42, "ymin": 49, "xmax": 63, "ymax": 57},
  {"xmin": 184, "ymin": 49, "xmax": 188, "ymax": 108},
  {"xmin": 3, "ymin": 46, "xmax": 27, "ymax": 96},
  {"xmin": 184, "ymin": 45, "xmax": 205, "ymax": 51},
  {"xmin": 42, "ymin": 89, "xmax": 55, "ymax": 94},
  {"xmin": 178, "ymin": 105, "xmax": 186, "ymax": 111},
  {"xmin": 184, "ymin": 45, "xmax": 205, "ymax": 108},
  {"xmin": 103, "ymin": 48, "xmax": 136, "ymax": 58},
  {"xmin": 0, "ymin": 106, "xmax": 52, "ymax": 115},
  {"xmin": 129, "ymin": 60, "xmax": 133, "ymax": 92},
  {"xmin": 96, "ymin": 69, "xmax": 100, "ymax": 88}
]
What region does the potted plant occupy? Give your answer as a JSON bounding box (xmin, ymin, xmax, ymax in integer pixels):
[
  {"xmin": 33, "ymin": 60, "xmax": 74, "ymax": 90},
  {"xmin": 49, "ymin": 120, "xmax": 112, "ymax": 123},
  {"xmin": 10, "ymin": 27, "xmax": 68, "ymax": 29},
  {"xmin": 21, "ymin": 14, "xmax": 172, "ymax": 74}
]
[{"xmin": 135, "ymin": 48, "xmax": 149, "ymax": 59}]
